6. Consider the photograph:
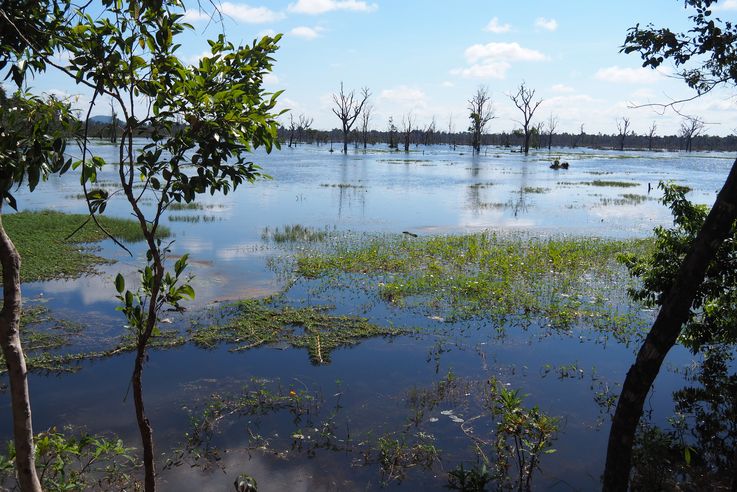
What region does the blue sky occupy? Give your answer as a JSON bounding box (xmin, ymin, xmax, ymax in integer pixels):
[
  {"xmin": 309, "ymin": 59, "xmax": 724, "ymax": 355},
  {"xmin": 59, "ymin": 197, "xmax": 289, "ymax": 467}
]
[{"xmin": 26, "ymin": 0, "xmax": 737, "ymax": 136}]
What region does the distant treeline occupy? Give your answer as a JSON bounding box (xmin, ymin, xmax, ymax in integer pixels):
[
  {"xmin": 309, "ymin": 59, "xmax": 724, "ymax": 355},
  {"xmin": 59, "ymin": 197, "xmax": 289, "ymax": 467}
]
[{"xmin": 278, "ymin": 127, "xmax": 737, "ymax": 153}]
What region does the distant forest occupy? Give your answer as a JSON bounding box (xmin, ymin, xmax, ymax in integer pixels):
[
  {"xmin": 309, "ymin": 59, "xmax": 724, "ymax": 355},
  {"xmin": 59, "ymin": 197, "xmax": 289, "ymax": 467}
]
[{"xmin": 278, "ymin": 126, "xmax": 737, "ymax": 153}]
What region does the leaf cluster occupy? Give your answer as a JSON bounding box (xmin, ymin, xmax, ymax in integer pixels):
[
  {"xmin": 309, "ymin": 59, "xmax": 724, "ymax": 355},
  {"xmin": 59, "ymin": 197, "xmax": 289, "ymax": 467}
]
[{"xmin": 619, "ymin": 182, "xmax": 737, "ymax": 351}]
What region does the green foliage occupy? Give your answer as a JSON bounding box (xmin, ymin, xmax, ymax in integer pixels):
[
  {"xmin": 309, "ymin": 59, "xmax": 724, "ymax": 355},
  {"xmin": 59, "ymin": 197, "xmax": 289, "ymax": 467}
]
[
  {"xmin": 447, "ymin": 463, "xmax": 492, "ymax": 492},
  {"xmin": 0, "ymin": 91, "xmax": 76, "ymax": 210},
  {"xmin": 485, "ymin": 378, "xmax": 559, "ymax": 491},
  {"xmin": 1, "ymin": 210, "xmax": 169, "ymax": 282},
  {"xmin": 0, "ymin": 428, "xmax": 140, "ymax": 491},
  {"xmin": 622, "ymin": 0, "xmax": 737, "ymax": 93},
  {"xmin": 618, "ymin": 182, "xmax": 737, "ymax": 351}
]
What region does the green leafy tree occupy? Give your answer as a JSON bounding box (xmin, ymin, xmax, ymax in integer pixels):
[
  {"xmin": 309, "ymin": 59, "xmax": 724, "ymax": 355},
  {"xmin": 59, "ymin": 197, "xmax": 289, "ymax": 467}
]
[
  {"xmin": 0, "ymin": 0, "xmax": 280, "ymax": 491},
  {"xmin": 49, "ymin": 2, "xmax": 284, "ymax": 490},
  {"xmin": 603, "ymin": 1, "xmax": 737, "ymax": 489},
  {"xmin": 0, "ymin": 2, "xmax": 75, "ymax": 489}
]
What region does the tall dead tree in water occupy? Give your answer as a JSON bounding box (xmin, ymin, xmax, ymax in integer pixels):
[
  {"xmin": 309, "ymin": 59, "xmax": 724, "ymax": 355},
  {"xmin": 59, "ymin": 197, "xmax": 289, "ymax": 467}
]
[
  {"xmin": 680, "ymin": 115, "xmax": 704, "ymax": 152},
  {"xmin": 546, "ymin": 114, "xmax": 558, "ymax": 150},
  {"xmin": 616, "ymin": 117, "xmax": 630, "ymax": 151},
  {"xmin": 297, "ymin": 114, "xmax": 313, "ymax": 145},
  {"xmin": 401, "ymin": 112, "xmax": 415, "ymax": 152},
  {"xmin": 647, "ymin": 121, "xmax": 657, "ymax": 151},
  {"xmin": 468, "ymin": 86, "xmax": 495, "ymax": 154},
  {"xmin": 331, "ymin": 83, "xmax": 369, "ymax": 154},
  {"xmin": 360, "ymin": 103, "xmax": 372, "ymax": 149},
  {"xmin": 509, "ymin": 82, "xmax": 543, "ymax": 155}
]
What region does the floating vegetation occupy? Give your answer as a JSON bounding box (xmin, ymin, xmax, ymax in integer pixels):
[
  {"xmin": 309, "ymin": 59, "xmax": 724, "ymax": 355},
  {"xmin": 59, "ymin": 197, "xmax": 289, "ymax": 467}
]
[
  {"xmin": 261, "ymin": 224, "xmax": 329, "ymax": 243},
  {"xmin": 168, "ymin": 215, "xmax": 219, "ymax": 223},
  {"xmin": 468, "ymin": 182, "xmax": 494, "ymax": 189},
  {"xmin": 590, "ymin": 180, "xmax": 639, "ymax": 188},
  {"xmin": 3, "ymin": 210, "xmax": 170, "ymax": 283},
  {"xmin": 521, "ymin": 187, "xmax": 550, "ymax": 194},
  {"xmin": 557, "ymin": 180, "xmax": 639, "ymax": 188},
  {"xmin": 380, "ymin": 159, "xmax": 433, "ymax": 164},
  {"xmin": 167, "ymin": 202, "xmax": 223, "ymax": 211},
  {"xmin": 190, "ymin": 299, "xmax": 407, "ymax": 364},
  {"xmin": 291, "ymin": 232, "xmax": 652, "ymax": 336},
  {"xmin": 598, "ymin": 194, "xmax": 651, "ymax": 206},
  {"xmin": 476, "ymin": 201, "xmax": 514, "ymax": 210},
  {"xmin": 320, "ymin": 183, "xmax": 366, "ymax": 189}
]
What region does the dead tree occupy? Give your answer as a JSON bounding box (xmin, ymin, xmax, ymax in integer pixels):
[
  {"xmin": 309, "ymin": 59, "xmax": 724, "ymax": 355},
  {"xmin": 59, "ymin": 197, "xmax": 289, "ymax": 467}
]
[
  {"xmin": 447, "ymin": 113, "xmax": 456, "ymax": 150},
  {"xmin": 468, "ymin": 87, "xmax": 495, "ymax": 154},
  {"xmin": 297, "ymin": 114, "xmax": 313, "ymax": 145},
  {"xmin": 647, "ymin": 121, "xmax": 657, "ymax": 151},
  {"xmin": 509, "ymin": 82, "xmax": 543, "ymax": 155},
  {"xmin": 680, "ymin": 116, "xmax": 704, "ymax": 152},
  {"xmin": 401, "ymin": 112, "xmax": 415, "ymax": 152},
  {"xmin": 287, "ymin": 114, "xmax": 297, "ymax": 147},
  {"xmin": 616, "ymin": 117, "xmax": 631, "ymax": 151},
  {"xmin": 331, "ymin": 83, "xmax": 370, "ymax": 154},
  {"xmin": 423, "ymin": 115, "xmax": 437, "ymax": 146},
  {"xmin": 359, "ymin": 104, "xmax": 372, "ymax": 149},
  {"xmin": 546, "ymin": 114, "xmax": 558, "ymax": 150}
]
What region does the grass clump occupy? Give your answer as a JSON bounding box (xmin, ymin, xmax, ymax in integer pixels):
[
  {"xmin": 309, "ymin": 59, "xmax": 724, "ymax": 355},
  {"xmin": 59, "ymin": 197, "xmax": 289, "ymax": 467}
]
[
  {"xmin": 319, "ymin": 183, "xmax": 366, "ymax": 189},
  {"xmin": 2, "ymin": 210, "xmax": 170, "ymax": 283},
  {"xmin": 190, "ymin": 299, "xmax": 405, "ymax": 364},
  {"xmin": 522, "ymin": 186, "xmax": 549, "ymax": 194},
  {"xmin": 590, "ymin": 180, "xmax": 639, "ymax": 188},
  {"xmin": 294, "ymin": 232, "xmax": 652, "ymax": 331},
  {"xmin": 262, "ymin": 224, "xmax": 328, "ymax": 243}
]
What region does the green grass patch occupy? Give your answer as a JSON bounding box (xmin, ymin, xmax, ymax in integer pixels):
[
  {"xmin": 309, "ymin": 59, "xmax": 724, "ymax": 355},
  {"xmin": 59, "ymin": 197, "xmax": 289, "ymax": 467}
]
[
  {"xmin": 2, "ymin": 210, "xmax": 170, "ymax": 283},
  {"xmin": 190, "ymin": 299, "xmax": 405, "ymax": 364},
  {"xmin": 292, "ymin": 232, "xmax": 653, "ymax": 333}
]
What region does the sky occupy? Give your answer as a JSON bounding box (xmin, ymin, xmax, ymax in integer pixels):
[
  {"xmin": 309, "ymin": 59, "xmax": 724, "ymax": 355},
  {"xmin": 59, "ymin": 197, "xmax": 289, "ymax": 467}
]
[{"xmin": 22, "ymin": 0, "xmax": 737, "ymax": 136}]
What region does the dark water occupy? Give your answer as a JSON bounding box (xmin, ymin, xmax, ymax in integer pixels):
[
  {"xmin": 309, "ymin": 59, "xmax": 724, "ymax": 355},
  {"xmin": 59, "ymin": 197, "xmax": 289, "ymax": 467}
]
[{"xmin": 2, "ymin": 142, "xmax": 734, "ymax": 490}]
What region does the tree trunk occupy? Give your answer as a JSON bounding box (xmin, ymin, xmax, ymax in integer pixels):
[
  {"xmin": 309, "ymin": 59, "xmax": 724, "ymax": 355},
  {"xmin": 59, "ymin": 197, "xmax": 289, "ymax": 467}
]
[
  {"xmin": 0, "ymin": 212, "xmax": 42, "ymax": 492},
  {"xmin": 342, "ymin": 126, "xmax": 348, "ymax": 154},
  {"xmin": 133, "ymin": 342, "xmax": 156, "ymax": 491},
  {"xmin": 523, "ymin": 131, "xmax": 531, "ymax": 154},
  {"xmin": 603, "ymin": 158, "xmax": 737, "ymax": 491}
]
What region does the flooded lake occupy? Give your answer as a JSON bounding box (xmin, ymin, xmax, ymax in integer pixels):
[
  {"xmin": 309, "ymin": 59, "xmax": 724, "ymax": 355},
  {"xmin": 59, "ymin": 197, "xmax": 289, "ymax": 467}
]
[{"xmin": 3, "ymin": 142, "xmax": 734, "ymax": 490}]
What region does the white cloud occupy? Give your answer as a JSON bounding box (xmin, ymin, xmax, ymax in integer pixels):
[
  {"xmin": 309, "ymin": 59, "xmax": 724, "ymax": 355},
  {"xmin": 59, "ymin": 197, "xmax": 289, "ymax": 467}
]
[
  {"xmin": 535, "ymin": 17, "xmax": 558, "ymax": 31},
  {"xmin": 464, "ymin": 42, "xmax": 546, "ymax": 63},
  {"xmin": 263, "ymin": 73, "xmax": 280, "ymax": 84},
  {"xmin": 182, "ymin": 9, "xmax": 211, "ymax": 22},
  {"xmin": 220, "ymin": 3, "xmax": 285, "ymax": 23},
  {"xmin": 452, "ymin": 42, "xmax": 546, "ymax": 80},
  {"xmin": 288, "ymin": 0, "xmax": 378, "ymax": 14},
  {"xmin": 379, "ymin": 86, "xmax": 427, "ymax": 106},
  {"xmin": 550, "ymin": 83, "xmax": 574, "ymax": 93},
  {"xmin": 441, "ymin": 81, "xmax": 455, "ymax": 88},
  {"xmin": 289, "ymin": 26, "xmax": 324, "ymax": 39},
  {"xmin": 715, "ymin": 0, "xmax": 737, "ymax": 10},
  {"xmin": 257, "ymin": 29, "xmax": 278, "ymax": 37},
  {"xmin": 594, "ymin": 65, "xmax": 662, "ymax": 84},
  {"xmin": 484, "ymin": 17, "xmax": 511, "ymax": 33},
  {"xmin": 451, "ymin": 61, "xmax": 511, "ymax": 80}
]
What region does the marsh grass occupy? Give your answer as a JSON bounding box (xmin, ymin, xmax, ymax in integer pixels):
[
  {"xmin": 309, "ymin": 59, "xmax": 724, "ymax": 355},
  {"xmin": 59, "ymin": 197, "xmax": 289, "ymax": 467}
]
[
  {"xmin": 262, "ymin": 224, "xmax": 329, "ymax": 243},
  {"xmin": 598, "ymin": 194, "xmax": 651, "ymax": 206},
  {"xmin": 3, "ymin": 210, "xmax": 170, "ymax": 282},
  {"xmin": 292, "ymin": 232, "xmax": 652, "ymax": 335},
  {"xmin": 320, "ymin": 183, "xmax": 366, "ymax": 189},
  {"xmin": 190, "ymin": 299, "xmax": 406, "ymax": 364},
  {"xmin": 168, "ymin": 215, "xmax": 219, "ymax": 223},
  {"xmin": 167, "ymin": 202, "xmax": 222, "ymax": 211}
]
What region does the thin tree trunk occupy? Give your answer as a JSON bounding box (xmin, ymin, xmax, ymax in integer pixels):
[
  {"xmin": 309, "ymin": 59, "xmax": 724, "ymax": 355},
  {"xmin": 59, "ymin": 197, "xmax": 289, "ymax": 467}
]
[
  {"xmin": 133, "ymin": 345, "xmax": 156, "ymax": 492},
  {"xmin": 0, "ymin": 212, "xmax": 42, "ymax": 492},
  {"xmin": 603, "ymin": 158, "xmax": 737, "ymax": 491}
]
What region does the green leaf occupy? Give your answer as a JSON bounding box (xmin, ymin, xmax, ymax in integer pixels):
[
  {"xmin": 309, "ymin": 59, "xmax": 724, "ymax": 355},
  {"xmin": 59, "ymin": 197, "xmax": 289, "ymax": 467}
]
[{"xmin": 115, "ymin": 273, "xmax": 125, "ymax": 293}]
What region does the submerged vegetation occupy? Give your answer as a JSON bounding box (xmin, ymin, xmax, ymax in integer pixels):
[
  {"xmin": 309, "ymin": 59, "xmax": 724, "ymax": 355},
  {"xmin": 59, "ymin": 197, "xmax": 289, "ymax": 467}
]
[
  {"xmin": 2, "ymin": 210, "xmax": 170, "ymax": 282},
  {"xmin": 191, "ymin": 299, "xmax": 405, "ymax": 364},
  {"xmin": 292, "ymin": 232, "xmax": 653, "ymax": 334},
  {"xmin": 261, "ymin": 224, "xmax": 329, "ymax": 243}
]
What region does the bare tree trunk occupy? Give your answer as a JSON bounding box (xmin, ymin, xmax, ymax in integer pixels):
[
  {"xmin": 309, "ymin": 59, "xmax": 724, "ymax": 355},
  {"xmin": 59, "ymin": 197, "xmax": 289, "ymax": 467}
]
[
  {"xmin": 603, "ymin": 158, "xmax": 737, "ymax": 491},
  {"xmin": 0, "ymin": 212, "xmax": 42, "ymax": 492},
  {"xmin": 133, "ymin": 345, "xmax": 156, "ymax": 492}
]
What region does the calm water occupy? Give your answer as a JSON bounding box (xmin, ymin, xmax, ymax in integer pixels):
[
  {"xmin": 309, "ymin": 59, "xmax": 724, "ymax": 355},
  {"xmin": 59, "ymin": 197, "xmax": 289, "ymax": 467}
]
[{"xmin": 3, "ymin": 142, "xmax": 734, "ymax": 490}]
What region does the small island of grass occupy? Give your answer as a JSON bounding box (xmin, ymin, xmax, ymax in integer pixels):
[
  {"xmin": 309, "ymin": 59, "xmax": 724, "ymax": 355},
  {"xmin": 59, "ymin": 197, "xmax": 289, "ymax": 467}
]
[{"xmin": 2, "ymin": 210, "xmax": 170, "ymax": 283}]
